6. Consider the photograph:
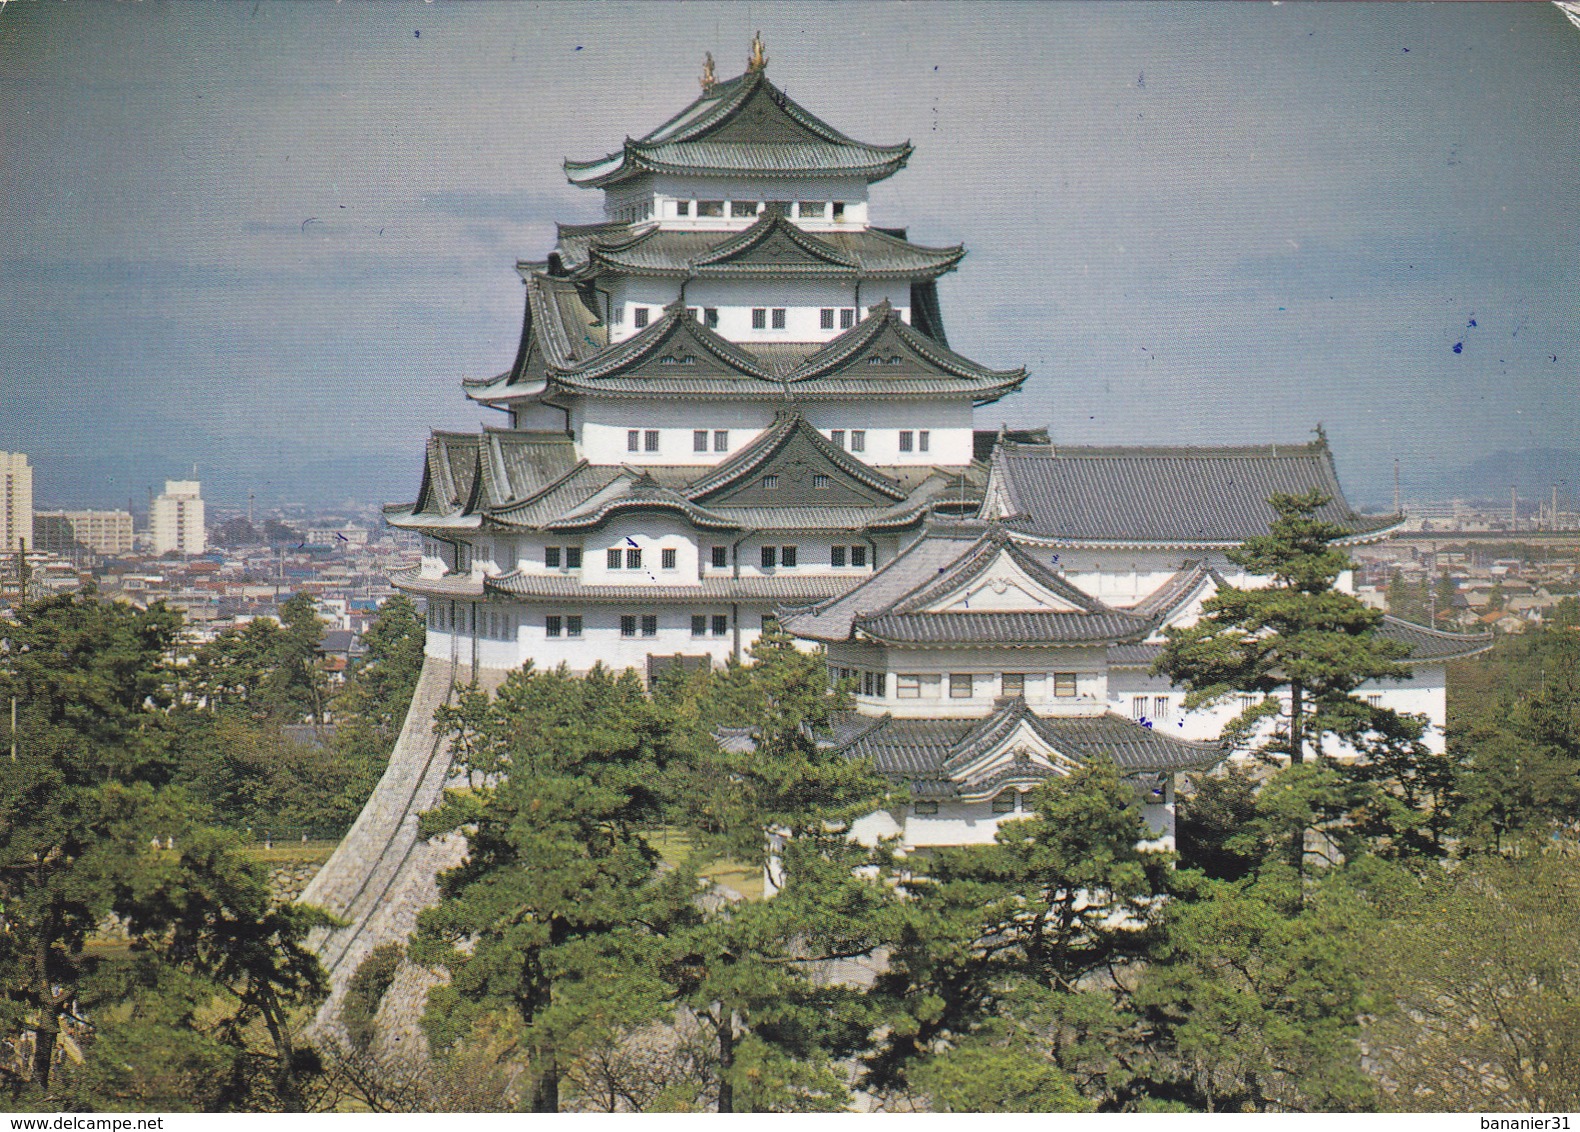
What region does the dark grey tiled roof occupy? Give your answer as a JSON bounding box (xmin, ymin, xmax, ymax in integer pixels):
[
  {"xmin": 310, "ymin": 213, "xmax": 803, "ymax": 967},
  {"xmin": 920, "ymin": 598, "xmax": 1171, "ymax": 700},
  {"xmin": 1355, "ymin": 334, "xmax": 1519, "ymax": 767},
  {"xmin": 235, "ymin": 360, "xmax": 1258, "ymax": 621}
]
[
  {"xmin": 825, "ymin": 703, "xmax": 1222, "ymax": 796},
  {"xmin": 781, "ymin": 524, "xmax": 1154, "ymax": 646},
  {"xmin": 991, "ymin": 441, "xmax": 1401, "ymax": 545},
  {"xmin": 564, "ymin": 70, "xmax": 912, "ymax": 188},
  {"xmin": 778, "ymin": 526, "xmax": 985, "ymax": 641},
  {"xmin": 561, "ymin": 214, "xmax": 963, "ymax": 280},
  {"xmin": 686, "ymin": 411, "xmax": 906, "ymax": 502},
  {"xmin": 1107, "ymin": 642, "xmax": 1164, "ymax": 668},
  {"xmin": 1377, "ymin": 615, "xmax": 1494, "ymax": 662},
  {"xmin": 388, "ymin": 567, "xmax": 485, "ymax": 598},
  {"xmin": 855, "ymin": 609, "xmax": 1152, "ymax": 647},
  {"xmin": 545, "ymin": 472, "xmax": 740, "ymax": 532},
  {"xmin": 479, "ymin": 286, "xmax": 1024, "ymax": 405}
]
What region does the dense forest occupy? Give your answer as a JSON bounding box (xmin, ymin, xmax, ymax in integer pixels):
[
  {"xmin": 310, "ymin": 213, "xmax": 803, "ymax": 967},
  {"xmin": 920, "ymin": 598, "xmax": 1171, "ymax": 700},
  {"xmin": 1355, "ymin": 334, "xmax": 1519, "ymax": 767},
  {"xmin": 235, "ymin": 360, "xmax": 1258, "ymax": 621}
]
[{"xmin": 1, "ymin": 551, "xmax": 1576, "ymax": 1110}]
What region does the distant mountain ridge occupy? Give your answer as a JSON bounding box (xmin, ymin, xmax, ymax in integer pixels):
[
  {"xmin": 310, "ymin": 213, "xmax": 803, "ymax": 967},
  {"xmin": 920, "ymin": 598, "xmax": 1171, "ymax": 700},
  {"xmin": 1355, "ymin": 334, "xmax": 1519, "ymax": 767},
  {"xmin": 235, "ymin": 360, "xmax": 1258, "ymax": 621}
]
[{"xmin": 1401, "ymin": 448, "xmax": 1580, "ymax": 507}]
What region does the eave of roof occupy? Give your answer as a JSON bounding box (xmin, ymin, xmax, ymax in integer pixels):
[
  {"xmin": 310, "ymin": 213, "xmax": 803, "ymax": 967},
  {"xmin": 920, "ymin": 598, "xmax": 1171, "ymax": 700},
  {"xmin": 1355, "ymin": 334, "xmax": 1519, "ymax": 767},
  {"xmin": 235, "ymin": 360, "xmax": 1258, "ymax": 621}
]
[
  {"xmin": 564, "ymin": 70, "xmax": 912, "ymax": 189},
  {"xmin": 685, "ymin": 410, "xmax": 906, "ymax": 502}
]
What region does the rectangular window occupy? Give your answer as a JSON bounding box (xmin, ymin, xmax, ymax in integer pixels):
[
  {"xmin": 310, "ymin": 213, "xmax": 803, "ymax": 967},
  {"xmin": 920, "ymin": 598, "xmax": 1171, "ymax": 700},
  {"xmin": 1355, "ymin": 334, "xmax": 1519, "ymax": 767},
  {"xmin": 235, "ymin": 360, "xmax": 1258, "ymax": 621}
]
[
  {"xmin": 608, "ymin": 548, "xmax": 623, "ymax": 570},
  {"xmin": 730, "ymin": 200, "xmax": 759, "ymax": 218},
  {"xmin": 813, "ymin": 474, "xmax": 830, "ymax": 490},
  {"xmin": 780, "ymin": 545, "xmax": 797, "ymax": 568},
  {"xmin": 620, "ymin": 615, "xmax": 637, "ymax": 638},
  {"xmin": 626, "ymin": 547, "xmax": 642, "ymax": 570},
  {"xmin": 711, "ymin": 546, "xmax": 728, "ymax": 569},
  {"xmin": 761, "ymin": 546, "xmax": 778, "ymax": 569},
  {"xmin": 714, "ymin": 430, "xmax": 729, "ymax": 452},
  {"xmin": 661, "ymin": 547, "xmax": 677, "ymax": 570},
  {"xmin": 1153, "ymin": 695, "xmax": 1171, "ymax": 719},
  {"xmin": 1367, "ymin": 693, "xmax": 1383, "ymax": 708},
  {"xmin": 1020, "ymin": 792, "xmax": 1035, "ymax": 812},
  {"xmin": 849, "ymin": 430, "xmax": 866, "ymax": 452},
  {"xmin": 918, "ymin": 430, "xmax": 930, "ymax": 453},
  {"xmin": 1240, "ymin": 693, "xmax": 1257, "ymax": 711},
  {"xmin": 862, "ymin": 672, "xmax": 875, "ymax": 696},
  {"xmin": 694, "ymin": 430, "xmax": 709, "ymax": 453},
  {"xmin": 762, "ymin": 474, "xmax": 779, "ymax": 490},
  {"xmin": 771, "ymin": 308, "xmax": 786, "ymax": 329},
  {"xmin": 698, "ymin": 200, "xmax": 724, "ymax": 217},
  {"xmin": 799, "ymin": 200, "xmax": 826, "ymax": 218},
  {"xmin": 1001, "ymin": 672, "xmax": 1025, "ymax": 698},
  {"xmin": 546, "ymin": 615, "xmax": 563, "ymax": 638},
  {"xmin": 633, "ymin": 307, "xmax": 649, "ymax": 329},
  {"xmin": 950, "ymin": 673, "xmax": 973, "ymax": 699},
  {"xmin": 704, "ymin": 307, "xmax": 719, "ymax": 328},
  {"xmin": 820, "ymin": 308, "xmax": 835, "ymax": 330},
  {"xmin": 840, "ymin": 308, "xmax": 855, "ymax": 329},
  {"xmin": 566, "ymin": 547, "xmax": 582, "ymax": 569},
  {"xmin": 676, "ymin": 199, "xmax": 692, "ymax": 217},
  {"xmin": 692, "ymin": 614, "xmax": 708, "ymax": 637},
  {"xmin": 850, "ymin": 545, "xmax": 868, "ymax": 567},
  {"xmin": 641, "ymin": 614, "xmax": 658, "ymax": 637},
  {"xmin": 897, "ymin": 673, "xmax": 921, "ymax": 699},
  {"xmin": 627, "ymin": 429, "xmax": 640, "ymax": 452},
  {"xmin": 1133, "ymin": 696, "xmax": 1148, "ymax": 720},
  {"xmin": 914, "ymin": 800, "xmax": 938, "ymax": 815},
  {"xmin": 688, "ymin": 307, "xmax": 701, "ymax": 322},
  {"xmin": 1055, "ymin": 673, "xmax": 1078, "ymax": 698},
  {"xmin": 712, "ymin": 614, "xmax": 729, "ymax": 636},
  {"xmin": 644, "ymin": 429, "xmax": 660, "ymax": 453},
  {"xmin": 832, "ymin": 202, "xmax": 846, "ymax": 220},
  {"xmin": 993, "ymin": 791, "xmax": 1017, "ymax": 814},
  {"xmin": 899, "ymin": 431, "xmax": 914, "ymax": 453},
  {"xmin": 545, "ymin": 546, "xmax": 561, "ymax": 568},
  {"xmin": 831, "ymin": 545, "xmax": 847, "ymax": 568},
  {"xmin": 566, "ymin": 615, "xmax": 582, "ymax": 638},
  {"xmin": 752, "ymin": 308, "xmax": 767, "ymax": 330},
  {"xmin": 830, "ymin": 429, "xmax": 845, "ymax": 449}
]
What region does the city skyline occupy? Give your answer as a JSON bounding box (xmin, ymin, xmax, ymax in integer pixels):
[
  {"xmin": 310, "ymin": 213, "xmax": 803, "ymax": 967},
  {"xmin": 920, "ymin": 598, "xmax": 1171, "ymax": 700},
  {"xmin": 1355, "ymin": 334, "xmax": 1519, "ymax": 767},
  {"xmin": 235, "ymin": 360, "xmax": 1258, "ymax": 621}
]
[{"xmin": 2, "ymin": 2, "xmax": 1577, "ymax": 509}]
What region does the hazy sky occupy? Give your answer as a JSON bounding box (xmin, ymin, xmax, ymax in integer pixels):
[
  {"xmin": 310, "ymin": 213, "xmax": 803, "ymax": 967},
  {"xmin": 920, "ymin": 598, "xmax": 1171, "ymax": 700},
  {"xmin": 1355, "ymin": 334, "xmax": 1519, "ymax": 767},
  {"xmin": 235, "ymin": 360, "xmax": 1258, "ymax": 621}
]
[{"xmin": 2, "ymin": 1, "xmax": 1577, "ymax": 509}]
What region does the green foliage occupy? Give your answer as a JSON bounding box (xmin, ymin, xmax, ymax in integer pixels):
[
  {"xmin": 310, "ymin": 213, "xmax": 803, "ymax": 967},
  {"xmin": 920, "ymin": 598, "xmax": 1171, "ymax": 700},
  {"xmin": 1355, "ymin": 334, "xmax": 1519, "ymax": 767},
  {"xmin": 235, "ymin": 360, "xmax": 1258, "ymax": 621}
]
[
  {"xmin": 412, "ymin": 665, "xmax": 690, "ymax": 1112},
  {"xmin": 909, "ymin": 1022, "xmax": 1089, "ymax": 1112},
  {"xmin": 1154, "ymin": 491, "xmax": 1410, "ymax": 764},
  {"xmin": 1363, "ymin": 846, "xmax": 1580, "ymax": 1111},
  {"xmin": 0, "ymin": 592, "xmax": 329, "ymax": 1106},
  {"xmin": 1135, "ymin": 865, "xmax": 1380, "ymax": 1112},
  {"xmin": 866, "ymin": 757, "xmax": 1165, "ymax": 1095},
  {"xmin": 1175, "ymin": 768, "xmax": 1261, "ymax": 880},
  {"xmin": 342, "ymin": 944, "xmax": 405, "ymax": 1054}
]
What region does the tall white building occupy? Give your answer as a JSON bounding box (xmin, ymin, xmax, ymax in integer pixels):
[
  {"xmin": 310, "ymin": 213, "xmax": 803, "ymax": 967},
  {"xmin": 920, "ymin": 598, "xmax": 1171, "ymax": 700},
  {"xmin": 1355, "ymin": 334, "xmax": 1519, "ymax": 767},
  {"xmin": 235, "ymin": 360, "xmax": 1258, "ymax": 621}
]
[
  {"xmin": 380, "ymin": 44, "xmax": 1490, "ymax": 848},
  {"xmin": 150, "ymin": 480, "xmax": 206, "ymax": 555},
  {"xmin": 0, "ymin": 452, "xmax": 33, "ymax": 554}
]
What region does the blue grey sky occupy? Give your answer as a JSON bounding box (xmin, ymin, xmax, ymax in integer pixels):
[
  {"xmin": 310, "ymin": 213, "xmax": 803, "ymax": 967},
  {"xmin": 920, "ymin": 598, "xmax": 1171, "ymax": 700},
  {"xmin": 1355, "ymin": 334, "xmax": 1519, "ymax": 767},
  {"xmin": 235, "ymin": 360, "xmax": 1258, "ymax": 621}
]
[{"xmin": 2, "ymin": 1, "xmax": 1576, "ymax": 510}]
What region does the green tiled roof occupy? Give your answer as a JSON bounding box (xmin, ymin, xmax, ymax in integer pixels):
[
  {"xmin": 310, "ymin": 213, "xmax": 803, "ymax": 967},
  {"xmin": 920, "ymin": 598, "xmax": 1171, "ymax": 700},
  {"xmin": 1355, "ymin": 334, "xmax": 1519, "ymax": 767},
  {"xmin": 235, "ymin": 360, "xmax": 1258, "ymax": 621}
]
[{"xmin": 564, "ymin": 70, "xmax": 912, "ymax": 189}]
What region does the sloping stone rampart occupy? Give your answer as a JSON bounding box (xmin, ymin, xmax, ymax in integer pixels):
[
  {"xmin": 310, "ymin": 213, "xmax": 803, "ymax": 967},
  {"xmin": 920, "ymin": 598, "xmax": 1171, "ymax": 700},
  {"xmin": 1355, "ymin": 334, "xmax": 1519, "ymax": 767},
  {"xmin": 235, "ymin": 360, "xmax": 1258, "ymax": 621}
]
[{"xmin": 300, "ymin": 656, "xmax": 512, "ymax": 1055}]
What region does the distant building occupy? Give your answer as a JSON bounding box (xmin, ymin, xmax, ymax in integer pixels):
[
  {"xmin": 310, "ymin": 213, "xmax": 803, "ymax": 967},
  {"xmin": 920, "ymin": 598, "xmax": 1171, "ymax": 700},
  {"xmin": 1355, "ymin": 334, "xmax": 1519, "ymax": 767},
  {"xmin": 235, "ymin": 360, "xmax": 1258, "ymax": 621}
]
[
  {"xmin": 34, "ymin": 509, "xmax": 135, "ymax": 556},
  {"xmin": 150, "ymin": 480, "xmax": 206, "ymax": 555},
  {"xmin": 0, "ymin": 451, "xmax": 33, "ymax": 553}
]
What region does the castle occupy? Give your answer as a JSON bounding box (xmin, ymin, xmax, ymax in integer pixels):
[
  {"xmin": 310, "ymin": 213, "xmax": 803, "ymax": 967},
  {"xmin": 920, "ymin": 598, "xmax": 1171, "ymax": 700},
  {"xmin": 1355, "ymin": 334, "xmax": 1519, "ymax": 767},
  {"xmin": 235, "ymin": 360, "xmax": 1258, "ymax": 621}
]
[{"xmin": 379, "ymin": 41, "xmax": 1488, "ymax": 852}]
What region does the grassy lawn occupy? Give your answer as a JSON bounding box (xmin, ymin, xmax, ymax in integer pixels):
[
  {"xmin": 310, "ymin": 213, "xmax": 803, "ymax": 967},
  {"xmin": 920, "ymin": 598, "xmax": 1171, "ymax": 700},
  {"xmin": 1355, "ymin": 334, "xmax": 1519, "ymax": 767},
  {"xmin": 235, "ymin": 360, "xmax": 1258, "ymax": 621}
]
[
  {"xmin": 239, "ymin": 841, "xmax": 340, "ymax": 867},
  {"xmin": 645, "ymin": 828, "xmax": 764, "ymax": 902}
]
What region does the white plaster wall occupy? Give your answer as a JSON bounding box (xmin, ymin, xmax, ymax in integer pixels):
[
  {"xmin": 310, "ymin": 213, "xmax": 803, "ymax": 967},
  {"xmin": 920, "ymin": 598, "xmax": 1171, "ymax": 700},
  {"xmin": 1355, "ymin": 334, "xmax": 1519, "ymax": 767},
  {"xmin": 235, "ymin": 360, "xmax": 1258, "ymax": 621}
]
[
  {"xmin": 606, "ymin": 277, "xmax": 911, "ymax": 345},
  {"xmin": 573, "ymin": 396, "xmax": 975, "ymax": 467},
  {"xmin": 826, "ymin": 642, "xmax": 1110, "ymax": 718},
  {"xmin": 578, "ymin": 399, "xmax": 777, "ymax": 465},
  {"xmin": 580, "ymin": 513, "xmax": 703, "ymax": 587},
  {"xmin": 423, "ymin": 599, "xmax": 782, "ymax": 671},
  {"xmin": 612, "ymin": 173, "xmax": 872, "ymax": 231}
]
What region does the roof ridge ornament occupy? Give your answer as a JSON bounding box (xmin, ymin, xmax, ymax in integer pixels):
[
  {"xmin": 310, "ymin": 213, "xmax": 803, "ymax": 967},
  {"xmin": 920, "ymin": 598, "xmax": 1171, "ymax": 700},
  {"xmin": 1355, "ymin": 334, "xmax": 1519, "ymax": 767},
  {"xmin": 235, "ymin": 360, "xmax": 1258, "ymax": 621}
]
[
  {"xmin": 747, "ymin": 31, "xmax": 768, "ymax": 73},
  {"xmin": 700, "ymin": 51, "xmax": 717, "ymax": 94}
]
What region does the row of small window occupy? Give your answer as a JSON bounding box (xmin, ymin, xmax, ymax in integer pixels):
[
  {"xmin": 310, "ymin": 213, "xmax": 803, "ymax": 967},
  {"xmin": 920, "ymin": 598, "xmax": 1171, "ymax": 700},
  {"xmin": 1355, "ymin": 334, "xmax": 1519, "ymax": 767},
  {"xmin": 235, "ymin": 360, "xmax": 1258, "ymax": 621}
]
[
  {"xmin": 427, "ymin": 604, "xmax": 515, "ymax": 640},
  {"xmin": 831, "ymin": 428, "xmax": 930, "ymax": 454},
  {"xmin": 623, "ymin": 306, "xmax": 862, "ymax": 332},
  {"xmin": 911, "ymin": 792, "xmax": 1034, "ymax": 817},
  {"xmin": 668, "ymin": 199, "xmax": 848, "ymax": 221},
  {"xmin": 606, "ymin": 547, "xmax": 678, "ymax": 570},
  {"xmin": 831, "ymin": 668, "xmax": 888, "ymax": 697},
  {"xmin": 887, "ymin": 672, "xmax": 1081, "ymax": 699},
  {"xmin": 1132, "ymin": 696, "xmax": 1173, "ymax": 720}
]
